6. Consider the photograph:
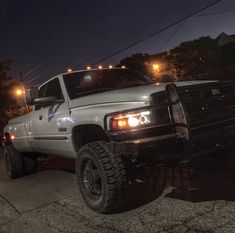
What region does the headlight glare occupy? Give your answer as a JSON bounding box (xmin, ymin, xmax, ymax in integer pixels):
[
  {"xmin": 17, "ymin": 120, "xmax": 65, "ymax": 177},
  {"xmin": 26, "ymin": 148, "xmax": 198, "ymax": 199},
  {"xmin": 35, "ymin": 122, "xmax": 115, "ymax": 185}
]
[{"xmin": 110, "ymin": 110, "xmax": 151, "ymax": 131}]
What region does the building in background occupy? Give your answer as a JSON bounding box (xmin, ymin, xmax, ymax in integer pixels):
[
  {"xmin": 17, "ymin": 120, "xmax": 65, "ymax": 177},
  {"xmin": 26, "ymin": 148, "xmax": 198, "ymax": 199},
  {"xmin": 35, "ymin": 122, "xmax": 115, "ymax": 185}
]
[{"xmin": 216, "ymin": 32, "xmax": 235, "ymax": 46}]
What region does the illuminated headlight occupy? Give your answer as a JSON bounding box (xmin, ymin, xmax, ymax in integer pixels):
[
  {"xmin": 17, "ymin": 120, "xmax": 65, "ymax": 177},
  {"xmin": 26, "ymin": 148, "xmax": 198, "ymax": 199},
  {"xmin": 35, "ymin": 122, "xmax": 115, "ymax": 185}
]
[{"xmin": 109, "ymin": 110, "xmax": 151, "ymax": 131}]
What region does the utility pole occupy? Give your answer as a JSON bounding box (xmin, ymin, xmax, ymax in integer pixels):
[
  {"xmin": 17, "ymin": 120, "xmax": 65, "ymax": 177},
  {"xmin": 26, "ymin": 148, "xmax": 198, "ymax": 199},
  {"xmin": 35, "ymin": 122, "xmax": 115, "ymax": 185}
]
[
  {"xmin": 19, "ymin": 72, "xmax": 30, "ymax": 112},
  {"xmin": 20, "ymin": 72, "xmax": 24, "ymax": 83}
]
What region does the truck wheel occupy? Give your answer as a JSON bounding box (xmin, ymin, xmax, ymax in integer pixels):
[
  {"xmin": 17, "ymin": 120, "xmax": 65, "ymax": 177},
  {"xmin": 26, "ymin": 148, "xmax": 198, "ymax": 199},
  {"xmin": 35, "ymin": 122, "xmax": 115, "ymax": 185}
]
[
  {"xmin": 4, "ymin": 145, "xmax": 24, "ymax": 179},
  {"xmin": 22, "ymin": 154, "xmax": 38, "ymax": 175},
  {"xmin": 76, "ymin": 141, "xmax": 128, "ymax": 213}
]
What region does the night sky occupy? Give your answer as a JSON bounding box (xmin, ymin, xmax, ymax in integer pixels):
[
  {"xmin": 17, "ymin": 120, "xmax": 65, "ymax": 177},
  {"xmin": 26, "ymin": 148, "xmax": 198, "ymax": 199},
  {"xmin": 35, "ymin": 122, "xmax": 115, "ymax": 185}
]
[{"xmin": 1, "ymin": 0, "xmax": 235, "ymax": 86}]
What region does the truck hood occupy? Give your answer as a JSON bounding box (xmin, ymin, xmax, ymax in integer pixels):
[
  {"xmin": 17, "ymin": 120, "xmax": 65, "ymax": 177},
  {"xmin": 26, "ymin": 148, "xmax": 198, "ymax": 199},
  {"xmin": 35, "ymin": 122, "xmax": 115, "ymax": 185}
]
[{"xmin": 70, "ymin": 80, "xmax": 216, "ymax": 108}]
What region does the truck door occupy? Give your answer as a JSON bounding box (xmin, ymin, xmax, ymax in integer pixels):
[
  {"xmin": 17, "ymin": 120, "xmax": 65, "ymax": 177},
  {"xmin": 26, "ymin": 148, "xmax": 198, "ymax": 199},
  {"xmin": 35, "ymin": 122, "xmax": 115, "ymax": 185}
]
[{"xmin": 29, "ymin": 78, "xmax": 70, "ymax": 155}]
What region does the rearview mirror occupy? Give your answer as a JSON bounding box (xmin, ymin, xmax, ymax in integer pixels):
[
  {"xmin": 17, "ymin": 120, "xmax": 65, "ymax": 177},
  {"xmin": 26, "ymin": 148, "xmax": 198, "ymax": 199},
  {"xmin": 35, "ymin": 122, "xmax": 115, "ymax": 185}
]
[
  {"xmin": 33, "ymin": 96, "xmax": 64, "ymax": 105},
  {"xmin": 25, "ymin": 87, "xmax": 38, "ymax": 105}
]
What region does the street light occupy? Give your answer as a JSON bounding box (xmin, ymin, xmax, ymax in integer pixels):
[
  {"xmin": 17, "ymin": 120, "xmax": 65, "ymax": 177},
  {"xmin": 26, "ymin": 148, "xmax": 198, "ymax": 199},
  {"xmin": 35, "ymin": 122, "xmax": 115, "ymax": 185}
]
[
  {"xmin": 152, "ymin": 63, "xmax": 160, "ymax": 71},
  {"xmin": 151, "ymin": 63, "xmax": 161, "ymax": 82},
  {"xmin": 15, "ymin": 88, "xmax": 25, "ymax": 97}
]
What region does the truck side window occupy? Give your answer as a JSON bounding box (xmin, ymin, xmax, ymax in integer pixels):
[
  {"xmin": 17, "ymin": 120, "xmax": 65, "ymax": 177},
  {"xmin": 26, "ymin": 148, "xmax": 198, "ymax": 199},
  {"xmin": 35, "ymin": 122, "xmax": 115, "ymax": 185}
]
[
  {"xmin": 35, "ymin": 78, "xmax": 64, "ymax": 110},
  {"xmin": 38, "ymin": 78, "xmax": 64, "ymax": 99}
]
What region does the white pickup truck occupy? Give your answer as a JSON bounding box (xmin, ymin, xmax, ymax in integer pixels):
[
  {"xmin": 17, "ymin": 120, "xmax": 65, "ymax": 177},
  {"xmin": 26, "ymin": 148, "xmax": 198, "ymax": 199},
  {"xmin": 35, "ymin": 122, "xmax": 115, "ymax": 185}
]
[{"xmin": 3, "ymin": 68, "xmax": 235, "ymax": 213}]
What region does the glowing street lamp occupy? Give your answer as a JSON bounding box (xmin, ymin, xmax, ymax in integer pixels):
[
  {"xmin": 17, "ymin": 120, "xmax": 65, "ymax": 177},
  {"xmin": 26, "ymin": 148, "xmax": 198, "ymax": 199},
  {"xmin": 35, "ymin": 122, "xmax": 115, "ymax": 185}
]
[
  {"xmin": 67, "ymin": 68, "xmax": 73, "ymax": 72},
  {"xmin": 151, "ymin": 63, "xmax": 161, "ymax": 82},
  {"xmin": 152, "ymin": 63, "xmax": 160, "ymax": 71},
  {"xmin": 15, "ymin": 88, "xmax": 25, "ymax": 97}
]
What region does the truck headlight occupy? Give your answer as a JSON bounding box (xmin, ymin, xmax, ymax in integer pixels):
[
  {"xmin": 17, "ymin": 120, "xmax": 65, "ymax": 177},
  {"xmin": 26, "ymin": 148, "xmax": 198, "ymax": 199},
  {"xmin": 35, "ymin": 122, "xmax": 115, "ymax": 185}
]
[{"xmin": 109, "ymin": 110, "xmax": 151, "ymax": 131}]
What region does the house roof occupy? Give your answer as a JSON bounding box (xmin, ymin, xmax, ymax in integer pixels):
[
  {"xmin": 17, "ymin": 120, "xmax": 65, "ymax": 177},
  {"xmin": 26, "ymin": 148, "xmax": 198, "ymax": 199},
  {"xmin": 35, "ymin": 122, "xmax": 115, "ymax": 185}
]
[{"xmin": 216, "ymin": 32, "xmax": 235, "ymax": 46}]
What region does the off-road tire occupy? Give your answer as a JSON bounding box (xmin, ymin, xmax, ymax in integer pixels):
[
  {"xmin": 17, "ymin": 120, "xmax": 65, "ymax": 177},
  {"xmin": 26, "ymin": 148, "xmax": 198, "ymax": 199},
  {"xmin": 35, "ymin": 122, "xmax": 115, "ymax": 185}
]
[
  {"xmin": 22, "ymin": 154, "xmax": 38, "ymax": 175},
  {"xmin": 76, "ymin": 141, "xmax": 128, "ymax": 214},
  {"xmin": 4, "ymin": 144, "xmax": 24, "ymax": 179}
]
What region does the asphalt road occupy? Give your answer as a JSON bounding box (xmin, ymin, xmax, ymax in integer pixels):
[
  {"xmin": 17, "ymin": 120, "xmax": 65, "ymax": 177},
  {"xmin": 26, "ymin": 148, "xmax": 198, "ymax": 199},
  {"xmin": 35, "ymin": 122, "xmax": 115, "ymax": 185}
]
[{"xmin": 1, "ymin": 150, "xmax": 235, "ymax": 232}]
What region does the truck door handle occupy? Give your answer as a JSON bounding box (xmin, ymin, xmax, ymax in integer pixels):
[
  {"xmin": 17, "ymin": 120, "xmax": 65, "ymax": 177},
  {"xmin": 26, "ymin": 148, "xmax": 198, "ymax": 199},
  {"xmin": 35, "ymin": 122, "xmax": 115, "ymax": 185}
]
[{"xmin": 39, "ymin": 115, "xmax": 43, "ymax": 120}]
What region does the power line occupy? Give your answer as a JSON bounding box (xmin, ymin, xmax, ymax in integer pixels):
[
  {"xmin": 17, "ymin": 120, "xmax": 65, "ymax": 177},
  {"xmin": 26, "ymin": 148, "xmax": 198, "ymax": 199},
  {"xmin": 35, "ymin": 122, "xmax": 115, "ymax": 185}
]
[
  {"xmin": 26, "ymin": 0, "xmax": 193, "ymax": 84},
  {"xmin": 89, "ymin": 0, "xmax": 221, "ymax": 66},
  {"xmin": 25, "ymin": 70, "xmax": 49, "ymax": 84},
  {"xmin": 75, "ymin": 0, "xmax": 192, "ymax": 67},
  {"xmin": 27, "ymin": 0, "xmax": 222, "ymax": 85},
  {"xmin": 157, "ymin": 7, "xmax": 235, "ymax": 52},
  {"xmin": 23, "ymin": 64, "xmax": 42, "ymax": 79},
  {"xmin": 157, "ymin": 20, "xmax": 187, "ymax": 52},
  {"xmin": 194, "ymin": 9, "xmax": 235, "ymax": 17}
]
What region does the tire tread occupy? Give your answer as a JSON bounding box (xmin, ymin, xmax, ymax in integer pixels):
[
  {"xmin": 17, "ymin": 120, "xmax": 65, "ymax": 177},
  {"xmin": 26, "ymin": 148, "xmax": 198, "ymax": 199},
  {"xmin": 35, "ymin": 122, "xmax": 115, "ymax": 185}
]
[{"xmin": 77, "ymin": 141, "xmax": 128, "ymax": 213}]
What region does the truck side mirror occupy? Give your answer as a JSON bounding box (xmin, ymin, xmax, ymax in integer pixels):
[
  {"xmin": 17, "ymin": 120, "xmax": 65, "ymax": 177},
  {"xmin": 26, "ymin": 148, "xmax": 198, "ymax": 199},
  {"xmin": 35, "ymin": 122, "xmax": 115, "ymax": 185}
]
[
  {"xmin": 33, "ymin": 96, "xmax": 64, "ymax": 105},
  {"xmin": 25, "ymin": 87, "xmax": 38, "ymax": 105}
]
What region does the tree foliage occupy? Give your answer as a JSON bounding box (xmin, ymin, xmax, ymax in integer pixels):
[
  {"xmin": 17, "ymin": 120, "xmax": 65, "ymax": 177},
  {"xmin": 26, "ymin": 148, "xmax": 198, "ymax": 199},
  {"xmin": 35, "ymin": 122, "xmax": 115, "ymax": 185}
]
[
  {"xmin": 117, "ymin": 53, "xmax": 151, "ymax": 76},
  {"xmin": 118, "ymin": 36, "xmax": 235, "ymax": 82},
  {"xmin": 164, "ymin": 36, "xmax": 235, "ymax": 81},
  {"xmin": 0, "ymin": 60, "xmax": 28, "ymax": 132}
]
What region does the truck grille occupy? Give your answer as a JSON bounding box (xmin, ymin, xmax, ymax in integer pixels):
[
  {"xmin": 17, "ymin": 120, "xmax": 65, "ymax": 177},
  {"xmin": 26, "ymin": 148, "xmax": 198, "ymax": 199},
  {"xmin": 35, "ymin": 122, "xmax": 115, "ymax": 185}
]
[
  {"xmin": 172, "ymin": 81, "xmax": 235, "ymax": 155},
  {"xmin": 178, "ymin": 81, "xmax": 235, "ymax": 128}
]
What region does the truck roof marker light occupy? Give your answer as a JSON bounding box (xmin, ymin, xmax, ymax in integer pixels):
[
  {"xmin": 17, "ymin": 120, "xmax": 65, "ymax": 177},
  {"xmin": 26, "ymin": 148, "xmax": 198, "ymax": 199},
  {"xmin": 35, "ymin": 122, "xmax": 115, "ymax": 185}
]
[
  {"xmin": 86, "ymin": 66, "xmax": 91, "ymax": 70},
  {"xmin": 98, "ymin": 65, "xmax": 103, "ymax": 69}
]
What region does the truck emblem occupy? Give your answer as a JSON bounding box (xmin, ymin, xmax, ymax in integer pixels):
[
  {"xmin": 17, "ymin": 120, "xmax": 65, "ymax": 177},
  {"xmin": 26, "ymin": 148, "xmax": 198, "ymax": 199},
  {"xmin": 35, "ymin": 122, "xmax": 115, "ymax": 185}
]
[{"xmin": 58, "ymin": 127, "xmax": 67, "ymax": 132}]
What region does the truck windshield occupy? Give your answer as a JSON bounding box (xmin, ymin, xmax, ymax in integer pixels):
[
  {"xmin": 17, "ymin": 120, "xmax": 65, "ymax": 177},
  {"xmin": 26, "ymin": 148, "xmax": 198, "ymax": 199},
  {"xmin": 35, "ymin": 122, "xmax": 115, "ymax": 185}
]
[{"xmin": 63, "ymin": 69, "xmax": 154, "ymax": 99}]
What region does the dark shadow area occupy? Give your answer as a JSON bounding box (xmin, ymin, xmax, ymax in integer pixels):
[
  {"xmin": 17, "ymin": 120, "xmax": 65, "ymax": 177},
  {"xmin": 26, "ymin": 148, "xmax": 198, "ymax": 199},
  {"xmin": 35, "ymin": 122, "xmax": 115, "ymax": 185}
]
[
  {"xmin": 37, "ymin": 149, "xmax": 235, "ymax": 211},
  {"xmin": 38, "ymin": 156, "xmax": 75, "ymax": 174}
]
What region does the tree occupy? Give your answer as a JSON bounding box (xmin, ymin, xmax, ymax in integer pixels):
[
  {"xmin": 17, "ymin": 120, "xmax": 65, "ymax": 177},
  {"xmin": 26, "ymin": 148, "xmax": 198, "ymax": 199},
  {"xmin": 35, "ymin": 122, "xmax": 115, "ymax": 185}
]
[
  {"xmin": 164, "ymin": 36, "xmax": 223, "ymax": 81},
  {"xmin": 221, "ymin": 43, "xmax": 235, "ymax": 65},
  {"xmin": 118, "ymin": 35, "xmax": 235, "ymax": 82},
  {"xmin": 0, "ymin": 60, "xmax": 28, "ymax": 132},
  {"xmin": 117, "ymin": 53, "xmax": 151, "ymax": 76}
]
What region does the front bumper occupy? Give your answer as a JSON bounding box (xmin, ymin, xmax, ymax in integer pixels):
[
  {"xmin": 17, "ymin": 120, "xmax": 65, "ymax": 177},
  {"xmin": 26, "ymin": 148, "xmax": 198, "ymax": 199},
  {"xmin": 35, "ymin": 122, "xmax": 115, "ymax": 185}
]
[
  {"xmin": 110, "ymin": 133, "xmax": 182, "ymax": 160},
  {"xmin": 108, "ymin": 119, "xmax": 235, "ymax": 162},
  {"xmin": 108, "ymin": 124, "xmax": 184, "ymax": 160}
]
